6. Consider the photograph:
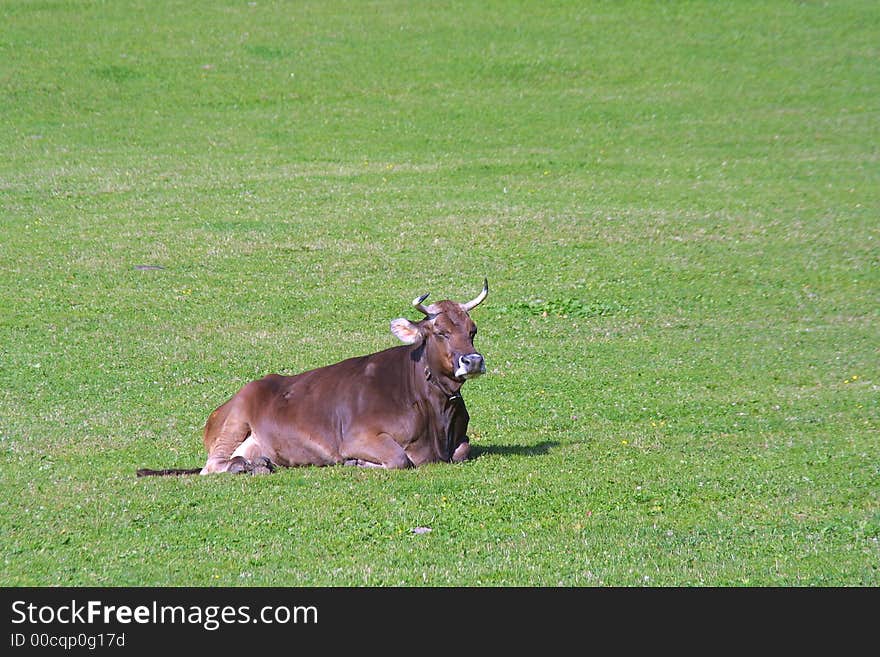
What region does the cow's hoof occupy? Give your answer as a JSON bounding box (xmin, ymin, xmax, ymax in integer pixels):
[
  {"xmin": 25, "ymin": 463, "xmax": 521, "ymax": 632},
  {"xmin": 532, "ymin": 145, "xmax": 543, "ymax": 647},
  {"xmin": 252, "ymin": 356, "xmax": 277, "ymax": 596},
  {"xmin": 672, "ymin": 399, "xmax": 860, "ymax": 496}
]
[
  {"xmin": 250, "ymin": 457, "xmax": 275, "ymax": 475},
  {"xmin": 452, "ymin": 440, "xmax": 470, "ymax": 463},
  {"xmin": 227, "ymin": 456, "xmax": 250, "ymax": 474}
]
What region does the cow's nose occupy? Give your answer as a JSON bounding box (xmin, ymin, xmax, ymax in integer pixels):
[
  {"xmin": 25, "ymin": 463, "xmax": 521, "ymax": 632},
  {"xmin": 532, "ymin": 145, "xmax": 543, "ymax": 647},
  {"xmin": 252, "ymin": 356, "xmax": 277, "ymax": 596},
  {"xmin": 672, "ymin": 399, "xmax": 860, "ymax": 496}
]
[{"xmin": 460, "ymin": 353, "xmax": 485, "ymax": 373}]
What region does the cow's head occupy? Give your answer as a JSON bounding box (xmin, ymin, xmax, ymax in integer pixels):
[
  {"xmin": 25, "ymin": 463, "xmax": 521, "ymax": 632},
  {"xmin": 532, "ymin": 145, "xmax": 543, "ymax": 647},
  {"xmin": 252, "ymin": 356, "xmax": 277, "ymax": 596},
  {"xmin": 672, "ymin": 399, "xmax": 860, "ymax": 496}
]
[{"xmin": 390, "ymin": 279, "xmax": 488, "ymax": 383}]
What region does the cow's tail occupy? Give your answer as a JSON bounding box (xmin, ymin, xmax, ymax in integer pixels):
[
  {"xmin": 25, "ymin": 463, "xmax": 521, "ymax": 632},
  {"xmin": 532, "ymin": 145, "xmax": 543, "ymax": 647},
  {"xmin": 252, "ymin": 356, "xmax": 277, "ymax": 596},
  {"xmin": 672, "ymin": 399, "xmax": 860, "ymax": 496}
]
[{"xmin": 136, "ymin": 467, "xmax": 202, "ymax": 477}]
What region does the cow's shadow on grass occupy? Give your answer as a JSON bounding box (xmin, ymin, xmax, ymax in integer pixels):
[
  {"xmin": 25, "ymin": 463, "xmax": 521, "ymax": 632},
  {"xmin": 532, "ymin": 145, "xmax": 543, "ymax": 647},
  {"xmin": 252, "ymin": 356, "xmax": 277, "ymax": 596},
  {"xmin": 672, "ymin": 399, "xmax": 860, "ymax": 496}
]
[{"xmin": 470, "ymin": 440, "xmax": 558, "ymax": 459}]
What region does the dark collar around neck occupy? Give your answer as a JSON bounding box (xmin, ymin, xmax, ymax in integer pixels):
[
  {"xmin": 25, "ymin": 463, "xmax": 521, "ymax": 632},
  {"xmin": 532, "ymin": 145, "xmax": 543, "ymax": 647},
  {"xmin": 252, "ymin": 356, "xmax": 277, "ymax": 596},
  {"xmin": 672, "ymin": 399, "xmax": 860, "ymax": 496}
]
[{"xmin": 424, "ymin": 366, "xmax": 464, "ymax": 403}]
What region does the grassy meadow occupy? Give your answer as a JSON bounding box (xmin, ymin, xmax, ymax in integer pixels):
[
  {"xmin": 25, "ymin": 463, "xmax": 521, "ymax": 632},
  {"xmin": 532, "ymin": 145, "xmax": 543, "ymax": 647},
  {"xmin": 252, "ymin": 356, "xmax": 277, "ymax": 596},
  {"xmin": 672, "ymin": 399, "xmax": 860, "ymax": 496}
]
[{"xmin": 1, "ymin": 1, "xmax": 877, "ymax": 586}]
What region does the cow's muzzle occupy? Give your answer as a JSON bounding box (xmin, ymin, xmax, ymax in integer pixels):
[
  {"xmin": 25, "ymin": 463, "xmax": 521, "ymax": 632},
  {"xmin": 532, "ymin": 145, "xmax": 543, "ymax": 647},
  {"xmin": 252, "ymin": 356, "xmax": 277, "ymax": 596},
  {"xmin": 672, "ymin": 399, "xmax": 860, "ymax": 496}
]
[{"xmin": 455, "ymin": 353, "xmax": 486, "ymax": 380}]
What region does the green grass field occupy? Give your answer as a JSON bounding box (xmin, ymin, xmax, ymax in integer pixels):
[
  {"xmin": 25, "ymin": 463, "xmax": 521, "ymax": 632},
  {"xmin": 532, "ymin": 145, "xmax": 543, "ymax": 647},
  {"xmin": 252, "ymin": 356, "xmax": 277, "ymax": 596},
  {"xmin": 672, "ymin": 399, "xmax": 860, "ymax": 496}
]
[{"xmin": 1, "ymin": 0, "xmax": 877, "ymax": 586}]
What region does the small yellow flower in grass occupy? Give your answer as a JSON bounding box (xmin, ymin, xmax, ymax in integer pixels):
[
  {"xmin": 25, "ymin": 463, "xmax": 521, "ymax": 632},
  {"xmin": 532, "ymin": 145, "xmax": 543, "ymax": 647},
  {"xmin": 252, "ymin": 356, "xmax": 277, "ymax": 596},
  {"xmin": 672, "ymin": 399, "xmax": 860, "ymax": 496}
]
[{"xmin": 621, "ymin": 440, "xmax": 628, "ymax": 445}]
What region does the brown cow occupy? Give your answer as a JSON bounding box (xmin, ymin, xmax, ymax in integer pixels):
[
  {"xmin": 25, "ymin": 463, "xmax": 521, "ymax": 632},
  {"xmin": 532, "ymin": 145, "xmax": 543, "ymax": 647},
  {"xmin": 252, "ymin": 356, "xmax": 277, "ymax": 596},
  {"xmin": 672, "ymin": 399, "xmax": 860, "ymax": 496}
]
[{"xmin": 137, "ymin": 280, "xmax": 488, "ymax": 476}]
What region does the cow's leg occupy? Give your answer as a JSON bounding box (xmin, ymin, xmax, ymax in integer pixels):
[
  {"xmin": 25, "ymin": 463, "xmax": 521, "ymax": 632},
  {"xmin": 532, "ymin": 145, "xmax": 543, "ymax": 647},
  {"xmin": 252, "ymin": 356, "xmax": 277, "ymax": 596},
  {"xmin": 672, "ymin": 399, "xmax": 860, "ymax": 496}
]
[
  {"xmin": 201, "ymin": 455, "xmax": 234, "ymax": 474},
  {"xmin": 211, "ymin": 437, "xmax": 275, "ymax": 475},
  {"xmin": 452, "ymin": 438, "xmax": 470, "ymax": 462},
  {"xmin": 225, "ymin": 455, "xmax": 274, "ymax": 475},
  {"xmin": 201, "ymin": 404, "xmax": 254, "ymax": 475},
  {"xmin": 201, "ymin": 436, "xmax": 276, "ymax": 475},
  {"xmin": 343, "ymin": 459, "xmax": 384, "ymax": 468},
  {"xmin": 203, "ymin": 454, "xmax": 275, "ymax": 475},
  {"xmin": 232, "ymin": 436, "xmax": 275, "ymax": 474},
  {"xmin": 341, "ymin": 432, "xmax": 413, "ymax": 469},
  {"xmin": 230, "ymin": 436, "xmax": 268, "ymax": 464}
]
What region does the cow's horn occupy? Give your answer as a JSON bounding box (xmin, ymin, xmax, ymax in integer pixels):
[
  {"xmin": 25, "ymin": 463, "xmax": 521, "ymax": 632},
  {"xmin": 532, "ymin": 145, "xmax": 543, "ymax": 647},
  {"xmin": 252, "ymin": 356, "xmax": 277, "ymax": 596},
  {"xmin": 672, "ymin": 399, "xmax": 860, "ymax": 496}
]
[
  {"xmin": 461, "ymin": 278, "xmax": 489, "ymax": 312},
  {"xmin": 413, "ymin": 292, "xmax": 432, "ymax": 316}
]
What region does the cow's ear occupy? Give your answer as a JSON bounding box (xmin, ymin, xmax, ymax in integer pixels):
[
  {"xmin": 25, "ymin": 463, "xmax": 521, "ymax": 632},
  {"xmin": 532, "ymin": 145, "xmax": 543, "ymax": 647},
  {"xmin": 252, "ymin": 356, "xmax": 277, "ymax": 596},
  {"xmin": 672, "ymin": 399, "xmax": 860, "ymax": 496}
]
[{"xmin": 390, "ymin": 318, "xmax": 422, "ymax": 344}]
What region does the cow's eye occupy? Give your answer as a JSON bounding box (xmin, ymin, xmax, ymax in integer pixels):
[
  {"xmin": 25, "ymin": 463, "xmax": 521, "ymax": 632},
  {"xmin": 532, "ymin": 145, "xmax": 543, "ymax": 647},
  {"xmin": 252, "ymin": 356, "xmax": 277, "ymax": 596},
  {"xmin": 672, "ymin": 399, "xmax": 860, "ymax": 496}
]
[{"xmin": 437, "ymin": 331, "xmax": 449, "ymax": 340}]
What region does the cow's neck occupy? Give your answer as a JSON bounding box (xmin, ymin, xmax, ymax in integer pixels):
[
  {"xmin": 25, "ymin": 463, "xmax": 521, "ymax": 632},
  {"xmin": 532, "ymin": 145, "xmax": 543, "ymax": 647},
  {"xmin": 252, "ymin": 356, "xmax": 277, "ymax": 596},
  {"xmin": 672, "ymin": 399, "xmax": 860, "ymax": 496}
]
[
  {"xmin": 424, "ymin": 365, "xmax": 463, "ymax": 402},
  {"xmin": 406, "ymin": 343, "xmax": 468, "ymax": 462}
]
